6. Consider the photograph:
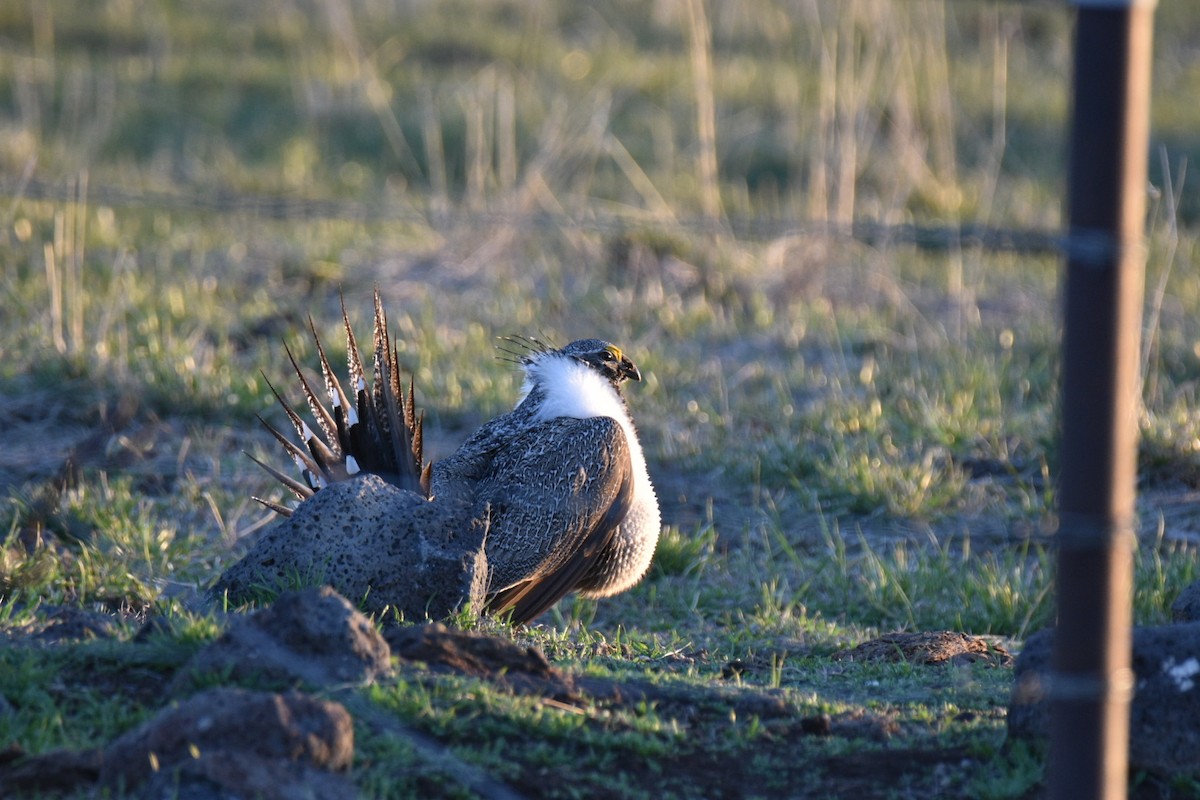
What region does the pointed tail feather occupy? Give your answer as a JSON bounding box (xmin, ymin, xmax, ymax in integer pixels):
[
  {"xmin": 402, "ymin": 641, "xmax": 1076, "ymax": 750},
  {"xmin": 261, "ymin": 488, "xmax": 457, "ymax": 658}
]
[
  {"xmin": 259, "ymin": 377, "xmax": 337, "ymax": 488},
  {"xmin": 250, "ymin": 495, "xmax": 296, "ymax": 517},
  {"xmin": 308, "ymin": 315, "xmax": 355, "ymax": 456},
  {"xmin": 340, "ymin": 294, "xmax": 377, "ymax": 472},
  {"xmin": 245, "ymin": 449, "xmax": 314, "ymax": 501},
  {"xmin": 283, "ymin": 342, "xmax": 342, "ymax": 462},
  {"xmin": 250, "ymin": 293, "xmax": 431, "ymax": 511}
]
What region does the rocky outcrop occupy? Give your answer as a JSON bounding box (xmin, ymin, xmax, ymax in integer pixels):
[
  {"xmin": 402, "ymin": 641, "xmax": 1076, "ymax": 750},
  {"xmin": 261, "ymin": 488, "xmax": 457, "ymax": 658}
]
[
  {"xmin": 210, "ymin": 474, "xmax": 488, "ymax": 621},
  {"xmin": 1009, "ymin": 622, "xmax": 1200, "ymax": 777}
]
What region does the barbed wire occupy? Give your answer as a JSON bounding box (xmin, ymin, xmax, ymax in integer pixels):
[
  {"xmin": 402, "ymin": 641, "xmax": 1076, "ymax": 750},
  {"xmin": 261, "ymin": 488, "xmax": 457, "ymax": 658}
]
[{"xmin": 1, "ymin": 177, "xmax": 1066, "ymax": 256}]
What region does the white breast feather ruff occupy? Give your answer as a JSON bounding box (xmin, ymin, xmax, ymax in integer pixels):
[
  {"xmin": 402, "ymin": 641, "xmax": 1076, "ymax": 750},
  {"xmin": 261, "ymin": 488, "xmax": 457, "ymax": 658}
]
[
  {"xmin": 521, "ymin": 353, "xmax": 661, "ymax": 595},
  {"xmin": 523, "ymin": 354, "xmax": 626, "ymax": 420}
]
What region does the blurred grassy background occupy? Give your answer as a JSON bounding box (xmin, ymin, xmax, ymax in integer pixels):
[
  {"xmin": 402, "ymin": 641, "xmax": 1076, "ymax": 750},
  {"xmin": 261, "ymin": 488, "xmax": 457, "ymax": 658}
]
[{"xmin": 2, "ymin": 0, "xmax": 1200, "ymax": 632}]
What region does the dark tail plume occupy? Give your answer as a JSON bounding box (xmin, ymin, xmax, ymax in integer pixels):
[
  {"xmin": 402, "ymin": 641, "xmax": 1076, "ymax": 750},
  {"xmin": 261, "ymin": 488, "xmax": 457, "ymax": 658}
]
[{"xmin": 251, "ymin": 289, "xmax": 430, "ymax": 515}]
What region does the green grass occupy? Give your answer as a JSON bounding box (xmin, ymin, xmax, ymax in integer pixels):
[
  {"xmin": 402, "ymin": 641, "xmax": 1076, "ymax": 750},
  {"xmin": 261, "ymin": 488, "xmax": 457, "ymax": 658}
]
[{"xmin": 2, "ymin": 1, "xmax": 1200, "ymax": 797}]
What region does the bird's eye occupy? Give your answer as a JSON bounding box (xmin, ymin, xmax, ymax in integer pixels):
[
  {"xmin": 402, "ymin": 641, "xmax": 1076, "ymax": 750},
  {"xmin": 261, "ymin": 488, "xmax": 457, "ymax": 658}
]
[{"xmin": 601, "ymin": 350, "xmax": 615, "ymax": 361}]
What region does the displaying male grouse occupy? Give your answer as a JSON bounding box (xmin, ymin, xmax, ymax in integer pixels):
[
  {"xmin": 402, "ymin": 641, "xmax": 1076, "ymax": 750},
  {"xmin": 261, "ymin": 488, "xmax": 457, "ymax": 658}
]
[{"xmin": 246, "ymin": 292, "xmax": 661, "ymax": 624}]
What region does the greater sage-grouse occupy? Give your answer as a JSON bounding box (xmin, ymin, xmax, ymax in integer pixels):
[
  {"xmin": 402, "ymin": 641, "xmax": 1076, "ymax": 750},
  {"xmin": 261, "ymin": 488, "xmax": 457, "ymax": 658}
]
[{"xmin": 218, "ymin": 292, "xmax": 660, "ymax": 625}]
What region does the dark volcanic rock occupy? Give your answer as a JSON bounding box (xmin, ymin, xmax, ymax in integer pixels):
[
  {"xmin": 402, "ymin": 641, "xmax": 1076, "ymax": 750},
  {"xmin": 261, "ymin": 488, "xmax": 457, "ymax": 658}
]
[
  {"xmin": 1009, "ymin": 623, "xmax": 1200, "ymax": 776},
  {"xmin": 211, "ymin": 474, "xmax": 488, "ymax": 620},
  {"xmin": 1172, "ymin": 579, "xmax": 1200, "ymax": 622},
  {"xmin": 177, "ymin": 587, "xmax": 392, "ymax": 690}
]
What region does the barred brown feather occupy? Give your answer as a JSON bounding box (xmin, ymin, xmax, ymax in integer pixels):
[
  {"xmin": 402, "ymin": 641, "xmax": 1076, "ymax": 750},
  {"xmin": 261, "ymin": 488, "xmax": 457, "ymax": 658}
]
[{"xmin": 251, "ymin": 289, "xmax": 430, "ymax": 515}]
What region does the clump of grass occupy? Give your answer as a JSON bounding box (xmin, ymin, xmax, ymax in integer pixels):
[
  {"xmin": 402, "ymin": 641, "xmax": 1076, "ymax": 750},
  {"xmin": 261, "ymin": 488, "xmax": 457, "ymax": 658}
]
[
  {"xmin": 966, "ymin": 739, "xmax": 1045, "ymax": 800},
  {"xmin": 1135, "ymin": 521, "xmax": 1200, "ymax": 624},
  {"xmin": 737, "ymin": 514, "xmax": 1195, "ymax": 642},
  {"xmin": 649, "ymin": 521, "xmax": 718, "ymax": 579},
  {"xmin": 1, "ymin": 474, "xmax": 217, "ymax": 611}
]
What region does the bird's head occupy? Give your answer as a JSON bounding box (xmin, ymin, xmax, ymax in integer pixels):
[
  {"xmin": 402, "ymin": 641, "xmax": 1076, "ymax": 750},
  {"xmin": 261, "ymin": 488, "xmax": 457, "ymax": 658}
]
[
  {"xmin": 555, "ymin": 339, "xmax": 642, "ymax": 385},
  {"xmin": 502, "ymin": 336, "xmax": 642, "ymax": 388},
  {"xmin": 503, "ymin": 336, "xmax": 643, "ymax": 418}
]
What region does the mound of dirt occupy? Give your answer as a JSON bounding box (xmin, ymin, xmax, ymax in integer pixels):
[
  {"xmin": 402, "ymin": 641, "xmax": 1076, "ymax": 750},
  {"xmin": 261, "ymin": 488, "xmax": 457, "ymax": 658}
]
[
  {"xmin": 176, "ymin": 586, "xmax": 392, "ymax": 690},
  {"xmin": 387, "ymin": 621, "xmax": 574, "ymax": 697},
  {"xmin": 0, "ymin": 688, "xmax": 355, "ymax": 800},
  {"xmin": 834, "ymin": 630, "xmax": 1014, "ymax": 667},
  {"xmin": 4, "ymin": 606, "xmax": 121, "ymax": 645}
]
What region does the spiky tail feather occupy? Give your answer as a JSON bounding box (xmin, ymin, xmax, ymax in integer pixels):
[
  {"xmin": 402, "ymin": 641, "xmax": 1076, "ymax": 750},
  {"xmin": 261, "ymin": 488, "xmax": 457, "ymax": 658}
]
[{"xmin": 251, "ymin": 289, "xmax": 431, "ymax": 515}]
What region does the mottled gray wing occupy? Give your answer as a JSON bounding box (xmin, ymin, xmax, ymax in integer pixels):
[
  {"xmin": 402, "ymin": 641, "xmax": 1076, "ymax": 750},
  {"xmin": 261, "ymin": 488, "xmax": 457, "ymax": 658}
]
[
  {"xmin": 429, "ymin": 409, "xmax": 525, "ymax": 499},
  {"xmin": 479, "ymin": 416, "xmax": 633, "ymax": 624}
]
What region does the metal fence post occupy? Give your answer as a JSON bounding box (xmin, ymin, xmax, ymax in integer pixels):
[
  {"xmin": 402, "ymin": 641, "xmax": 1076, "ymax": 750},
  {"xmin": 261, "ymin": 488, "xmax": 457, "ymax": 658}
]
[{"xmin": 1053, "ymin": 1, "xmax": 1156, "ymax": 798}]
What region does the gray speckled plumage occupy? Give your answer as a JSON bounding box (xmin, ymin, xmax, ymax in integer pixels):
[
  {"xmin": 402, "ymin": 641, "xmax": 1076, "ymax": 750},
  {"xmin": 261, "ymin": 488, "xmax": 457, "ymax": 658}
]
[
  {"xmin": 434, "ymin": 336, "xmax": 661, "ymax": 613},
  {"xmin": 219, "ymin": 295, "xmax": 661, "ymax": 624}
]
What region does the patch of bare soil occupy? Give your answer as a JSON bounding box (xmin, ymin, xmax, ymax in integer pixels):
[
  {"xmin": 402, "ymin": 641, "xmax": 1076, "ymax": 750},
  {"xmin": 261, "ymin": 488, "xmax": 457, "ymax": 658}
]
[
  {"xmin": 0, "ymin": 384, "xmax": 168, "ymax": 494},
  {"xmin": 387, "ymin": 621, "xmax": 576, "ymax": 698},
  {"xmin": 672, "ymin": 751, "xmax": 960, "ymax": 798},
  {"xmin": 388, "ymin": 622, "xmax": 794, "ymax": 720}
]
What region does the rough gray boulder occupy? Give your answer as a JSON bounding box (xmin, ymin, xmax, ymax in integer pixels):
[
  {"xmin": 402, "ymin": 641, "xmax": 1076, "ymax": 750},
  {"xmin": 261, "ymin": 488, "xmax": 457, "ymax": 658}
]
[
  {"xmin": 176, "ymin": 587, "xmax": 392, "ymax": 690},
  {"xmin": 1009, "ymin": 623, "xmax": 1200, "ymax": 776},
  {"xmin": 211, "ymin": 474, "xmax": 488, "ymax": 620},
  {"xmin": 1172, "ymin": 579, "xmax": 1200, "ymax": 622}
]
